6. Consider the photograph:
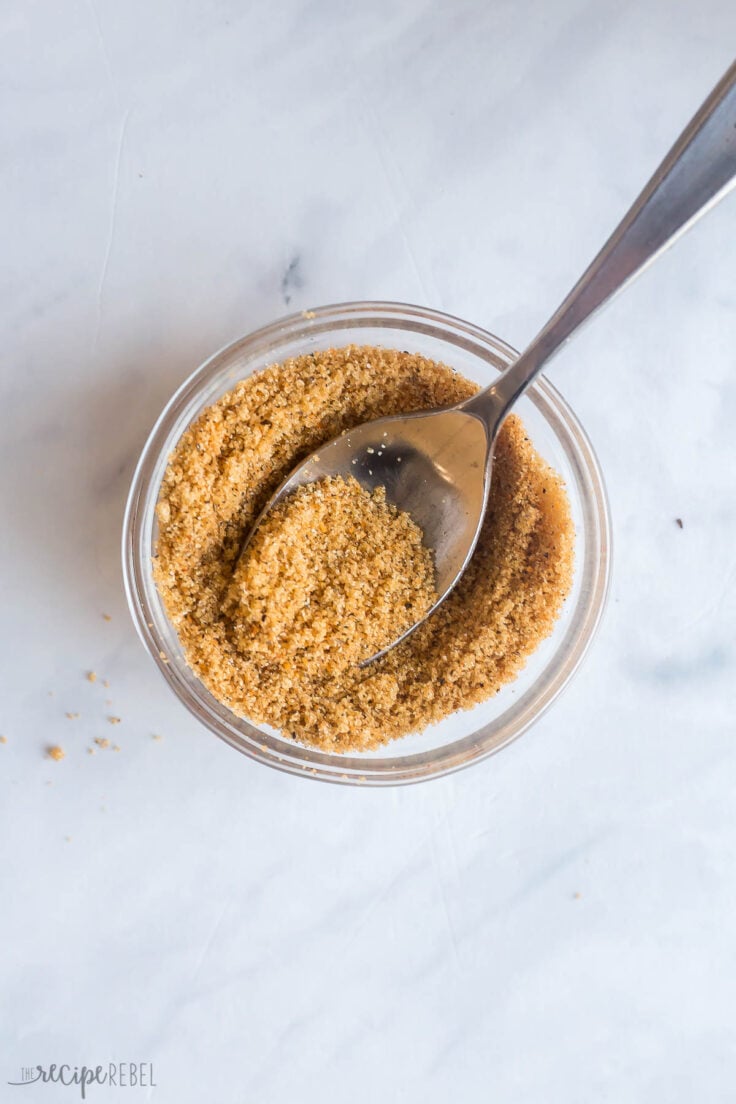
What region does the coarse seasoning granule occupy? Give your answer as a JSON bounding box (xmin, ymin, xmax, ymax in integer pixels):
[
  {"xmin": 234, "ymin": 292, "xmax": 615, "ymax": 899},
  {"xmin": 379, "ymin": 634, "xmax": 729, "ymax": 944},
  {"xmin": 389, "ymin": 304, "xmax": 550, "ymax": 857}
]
[{"xmin": 154, "ymin": 346, "xmax": 574, "ymax": 752}]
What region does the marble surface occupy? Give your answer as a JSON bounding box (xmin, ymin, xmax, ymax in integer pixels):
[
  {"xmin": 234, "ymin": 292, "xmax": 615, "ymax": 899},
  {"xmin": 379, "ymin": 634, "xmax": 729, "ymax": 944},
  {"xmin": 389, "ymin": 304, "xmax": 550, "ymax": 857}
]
[{"xmin": 2, "ymin": 1, "xmax": 735, "ymax": 1100}]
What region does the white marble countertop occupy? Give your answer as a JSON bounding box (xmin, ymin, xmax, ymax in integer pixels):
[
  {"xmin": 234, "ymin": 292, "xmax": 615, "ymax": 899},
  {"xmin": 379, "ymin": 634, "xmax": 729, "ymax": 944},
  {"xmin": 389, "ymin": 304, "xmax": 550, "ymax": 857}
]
[{"xmin": 2, "ymin": 2, "xmax": 735, "ymax": 1100}]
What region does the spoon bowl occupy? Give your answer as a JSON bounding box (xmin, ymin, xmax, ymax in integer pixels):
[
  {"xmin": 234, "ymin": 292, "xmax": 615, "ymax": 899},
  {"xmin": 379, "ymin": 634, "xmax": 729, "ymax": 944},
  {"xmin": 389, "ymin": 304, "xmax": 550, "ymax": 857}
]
[
  {"xmin": 242, "ymin": 394, "xmax": 501, "ymax": 660},
  {"xmin": 242, "ymin": 380, "xmax": 518, "ymax": 659}
]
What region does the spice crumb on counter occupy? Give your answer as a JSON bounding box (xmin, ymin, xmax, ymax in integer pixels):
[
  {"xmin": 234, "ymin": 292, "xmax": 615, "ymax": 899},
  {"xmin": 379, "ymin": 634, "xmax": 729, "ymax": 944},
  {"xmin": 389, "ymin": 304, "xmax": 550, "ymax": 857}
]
[
  {"xmin": 47, "ymin": 746, "xmax": 65, "ymax": 761},
  {"xmin": 87, "ymin": 671, "xmax": 97, "ymax": 683}
]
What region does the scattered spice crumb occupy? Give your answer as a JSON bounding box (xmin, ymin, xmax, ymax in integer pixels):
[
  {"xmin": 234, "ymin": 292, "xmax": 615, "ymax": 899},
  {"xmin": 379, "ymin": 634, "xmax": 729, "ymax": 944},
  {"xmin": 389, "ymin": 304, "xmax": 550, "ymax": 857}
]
[
  {"xmin": 87, "ymin": 671, "xmax": 97, "ymax": 683},
  {"xmin": 301, "ymin": 309, "xmax": 316, "ymax": 320},
  {"xmin": 0, "ymin": 736, "xmax": 6, "ymax": 745},
  {"xmin": 573, "ymin": 892, "xmax": 583, "ymax": 900},
  {"xmin": 65, "ymin": 712, "xmax": 79, "ymax": 720},
  {"xmin": 154, "ymin": 345, "xmax": 574, "ymax": 752},
  {"xmin": 47, "ymin": 745, "xmax": 65, "ymax": 761},
  {"xmin": 102, "ymin": 613, "xmax": 112, "ymax": 622},
  {"xmin": 152, "ymin": 734, "xmax": 163, "ymax": 742},
  {"xmin": 108, "ymin": 717, "xmax": 121, "ymax": 726},
  {"xmin": 159, "ymin": 650, "xmax": 169, "ymax": 664},
  {"xmin": 94, "ymin": 737, "xmax": 110, "ymax": 748},
  {"xmin": 675, "ymin": 517, "xmax": 684, "ymax": 529},
  {"xmin": 87, "ymin": 747, "xmax": 96, "ymax": 755},
  {"xmin": 112, "ymin": 745, "xmax": 121, "ymax": 753},
  {"xmin": 102, "ymin": 679, "xmax": 110, "ymax": 688},
  {"xmin": 105, "ymin": 699, "xmax": 113, "ymax": 706}
]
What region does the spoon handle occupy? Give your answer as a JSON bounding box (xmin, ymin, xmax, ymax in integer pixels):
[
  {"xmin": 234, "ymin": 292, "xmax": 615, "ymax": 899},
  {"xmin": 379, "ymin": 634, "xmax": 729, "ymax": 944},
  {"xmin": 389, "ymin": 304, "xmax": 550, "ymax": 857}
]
[{"xmin": 484, "ymin": 59, "xmax": 736, "ymax": 416}]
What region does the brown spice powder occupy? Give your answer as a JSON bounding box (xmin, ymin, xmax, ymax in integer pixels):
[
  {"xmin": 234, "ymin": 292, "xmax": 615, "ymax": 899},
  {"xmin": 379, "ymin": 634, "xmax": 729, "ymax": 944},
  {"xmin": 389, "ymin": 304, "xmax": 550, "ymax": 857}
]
[{"xmin": 154, "ymin": 346, "xmax": 574, "ymax": 752}]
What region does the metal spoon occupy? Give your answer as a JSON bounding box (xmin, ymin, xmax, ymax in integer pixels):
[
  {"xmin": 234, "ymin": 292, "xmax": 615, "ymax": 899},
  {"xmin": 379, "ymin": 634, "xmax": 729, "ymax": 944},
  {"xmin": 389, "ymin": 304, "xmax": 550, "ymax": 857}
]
[{"xmin": 242, "ymin": 61, "xmax": 736, "ymax": 664}]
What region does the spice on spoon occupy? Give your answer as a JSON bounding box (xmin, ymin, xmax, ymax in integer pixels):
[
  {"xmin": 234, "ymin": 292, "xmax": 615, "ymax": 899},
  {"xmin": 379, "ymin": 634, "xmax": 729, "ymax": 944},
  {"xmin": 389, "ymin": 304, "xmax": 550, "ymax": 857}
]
[{"xmin": 226, "ymin": 475, "xmax": 436, "ymax": 676}]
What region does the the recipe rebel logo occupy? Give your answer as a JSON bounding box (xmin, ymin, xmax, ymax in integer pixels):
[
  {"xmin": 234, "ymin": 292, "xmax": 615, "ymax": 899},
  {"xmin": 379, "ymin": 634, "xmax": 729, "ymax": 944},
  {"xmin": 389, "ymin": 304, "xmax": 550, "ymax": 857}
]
[{"xmin": 8, "ymin": 1063, "xmax": 156, "ymax": 1098}]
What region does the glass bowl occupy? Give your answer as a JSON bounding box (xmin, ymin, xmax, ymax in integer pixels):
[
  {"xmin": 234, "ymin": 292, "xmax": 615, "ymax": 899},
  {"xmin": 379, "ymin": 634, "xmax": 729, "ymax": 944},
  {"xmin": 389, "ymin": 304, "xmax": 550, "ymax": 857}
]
[{"xmin": 122, "ymin": 301, "xmax": 611, "ymax": 785}]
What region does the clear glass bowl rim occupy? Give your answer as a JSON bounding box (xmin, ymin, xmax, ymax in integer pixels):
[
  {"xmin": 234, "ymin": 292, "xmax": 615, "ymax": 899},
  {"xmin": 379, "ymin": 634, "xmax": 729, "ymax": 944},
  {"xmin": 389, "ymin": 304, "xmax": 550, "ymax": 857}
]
[{"xmin": 122, "ymin": 300, "xmax": 611, "ymax": 786}]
